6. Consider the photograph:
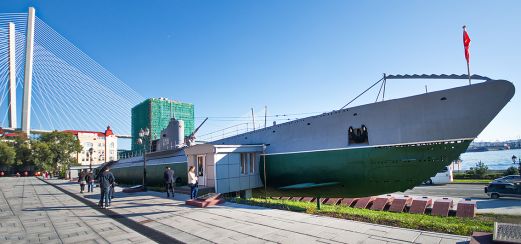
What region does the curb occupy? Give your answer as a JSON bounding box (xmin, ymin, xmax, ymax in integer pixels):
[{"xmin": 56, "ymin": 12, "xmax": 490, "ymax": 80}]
[{"xmin": 449, "ymin": 182, "xmax": 489, "ymax": 185}]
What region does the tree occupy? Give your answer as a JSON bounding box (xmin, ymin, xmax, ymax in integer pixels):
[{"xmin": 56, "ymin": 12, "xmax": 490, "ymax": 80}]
[
  {"xmin": 0, "ymin": 141, "xmax": 16, "ymax": 169},
  {"xmin": 504, "ymin": 166, "xmax": 519, "ymax": 176},
  {"xmin": 39, "ymin": 131, "xmax": 82, "ymax": 177},
  {"xmin": 32, "ymin": 140, "xmax": 54, "ymax": 172},
  {"xmin": 12, "ymin": 134, "xmax": 32, "ymax": 167},
  {"xmin": 466, "ymin": 161, "xmax": 489, "ymax": 179}
]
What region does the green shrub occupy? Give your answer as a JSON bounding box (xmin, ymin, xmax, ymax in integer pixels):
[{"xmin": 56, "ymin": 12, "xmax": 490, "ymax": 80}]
[
  {"xmin": 504, "ymin": 166, "xmax": 519, "ymax": 176},
  {"xmin": 453, "ymin": 173, "xmax": 466, "ymax": 179},
  {"xmin": 465, "ymin": 162, "xmax": 489, "ymax": 179},
  {"xmin": 487, "ymin": 173, "xmax": 503, "ymax": 179},
  {"xmin": 231, "ymin": 197, "xmax": 494, "ymax": 236}
]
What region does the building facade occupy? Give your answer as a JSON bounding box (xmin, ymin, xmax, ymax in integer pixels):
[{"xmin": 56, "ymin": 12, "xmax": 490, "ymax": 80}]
[
  {"xmin": 184, "ymin": 144, "xmax": 264, "ymax": 196},
  {"xmin": 131, "ymin": 98, "xmax": 194, "ymax": 152},
  {"xmin": 64, "ymin": 126, "xmax": 118, "ymax": 166}
]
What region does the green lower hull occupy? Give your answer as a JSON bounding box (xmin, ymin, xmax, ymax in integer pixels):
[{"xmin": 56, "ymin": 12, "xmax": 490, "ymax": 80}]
[{"xmin": 260, "ymin": 140, "xmax": 471, "ymax": 197}]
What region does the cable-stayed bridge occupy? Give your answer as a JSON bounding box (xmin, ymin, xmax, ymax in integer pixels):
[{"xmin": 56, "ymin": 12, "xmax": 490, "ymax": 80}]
[{"xmin": 0, "ymin": 7, "xmax": 142, "ymax": 137}]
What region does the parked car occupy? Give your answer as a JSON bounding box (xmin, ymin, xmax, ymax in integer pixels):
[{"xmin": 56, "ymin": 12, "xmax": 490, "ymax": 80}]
[
  {"xmin": 484, "ymin": 182, "xmax": 521, "ymax": 199},
  {"xmin": 493, "ymin": 175, "xmax": 521, "ymax": 183},
  {"xmin": 424, "ymin": 166, "xmax": 453, "ymax": 185}
]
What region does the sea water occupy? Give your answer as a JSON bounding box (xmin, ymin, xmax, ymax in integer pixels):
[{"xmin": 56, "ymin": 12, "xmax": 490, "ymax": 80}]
[{"xmin": 458, "ymin": 148, "xmax": 521, "ymax": 171}]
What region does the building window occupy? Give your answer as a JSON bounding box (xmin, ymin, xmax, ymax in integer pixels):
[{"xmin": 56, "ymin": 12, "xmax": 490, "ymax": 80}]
[
  {"xmin": 249, "ymin": 153, "xmax": 256, "ymax": 174},
  {"xmin": 240, "ymin": 153, "xmax": 247, "ymax": 175},
  {"xmin": 84, "ymin": 142, "xmax": 93, "ymax": 150},
  {"xmin": 110, "ymin": 142, "xmax": 115, "ymax": 148},
  {"xmin": 240, "ymin": 153, "xmax": 256, "ymax": 175},
  {"xmin": 197, "ymin": 155, "xmax": 205, "ymax": 177}
]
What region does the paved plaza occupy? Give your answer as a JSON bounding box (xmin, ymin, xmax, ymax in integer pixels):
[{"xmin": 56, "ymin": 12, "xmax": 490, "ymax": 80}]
[
  {"xmin": 1, "ymin": 177, "xmax": 471, "ymax": 243},
  {"xmin": 0, "ymin": 177, "xmax": 154, "ymax": 244}
]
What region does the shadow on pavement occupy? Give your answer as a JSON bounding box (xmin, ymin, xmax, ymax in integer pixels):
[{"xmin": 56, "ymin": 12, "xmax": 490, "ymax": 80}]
[
  {"xmin": 23, "ymin": 205, "xmax": 90, "ymax": 211},
  {"xmin": 477, "ymin": 198, "xmax": 521, "ymax": 210}
]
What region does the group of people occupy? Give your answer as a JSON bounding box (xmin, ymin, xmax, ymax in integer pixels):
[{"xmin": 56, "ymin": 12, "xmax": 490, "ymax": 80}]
[
  {"xmin": 77, "ymin": 168, "xmax": 115, "ymax": 209},
  {"xmin": 163, "ymin": 165, "xmax": 199, "ymax": 200},
  {"xmin": 78, "ymin": 165, "xmax": 200, "ymax": 209},
  {"xmin": 78, "ymin": 170, "xmax": 95, "ymax": 193}
]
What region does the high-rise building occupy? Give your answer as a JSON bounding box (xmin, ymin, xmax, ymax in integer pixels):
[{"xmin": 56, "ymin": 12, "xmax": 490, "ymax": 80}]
[{"xmin": 131, "ymin": 98, "xmax": 194, "ymax": 152}]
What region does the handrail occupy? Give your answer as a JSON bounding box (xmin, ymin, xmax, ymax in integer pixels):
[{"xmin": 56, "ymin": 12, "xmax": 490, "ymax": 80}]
[{"xmin": 385, "ymin": 74, "xmax": 491, "ymax": 80}]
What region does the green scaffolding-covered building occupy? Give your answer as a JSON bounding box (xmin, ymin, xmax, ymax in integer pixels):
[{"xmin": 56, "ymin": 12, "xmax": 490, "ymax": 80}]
[{"xmin": 131, "ymin": 98, "xmax": 194, "ymax": 152}]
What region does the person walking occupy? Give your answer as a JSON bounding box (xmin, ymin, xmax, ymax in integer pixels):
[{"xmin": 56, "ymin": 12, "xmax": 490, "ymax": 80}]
[
  {"xmin": 188, "ymin": 166, "xmax": 198, "ymax": 199},
  {"xmin": 164, "ymin": 166, "xmax": 175, "ymax": 198},
  {"xmin": 78, "ymin": 170, "xmax": 87, "ymax": 193},
  {"xmin": 98, "ymin": 167, "xmax": 115, "ymax": 208},
  {"xmin": 86, "ymin": 170, "xmax": 94, "ymax": 193}
]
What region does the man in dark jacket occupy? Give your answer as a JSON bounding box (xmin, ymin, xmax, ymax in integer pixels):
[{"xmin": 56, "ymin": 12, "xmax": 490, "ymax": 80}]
[
  {"xmin": 85, "ymin": 171, "xmax": 94, "ymax": 193},
  {"xmin": 78, "ymin": 170, "xmax": 86, "ymax": 193},
  {"xmin": 98, "ymin": 168, "xmax": 115, "ymax": 208},
  {"xmin": 164, "ymin": 167, "xmax": 175, "ymax": 198}
]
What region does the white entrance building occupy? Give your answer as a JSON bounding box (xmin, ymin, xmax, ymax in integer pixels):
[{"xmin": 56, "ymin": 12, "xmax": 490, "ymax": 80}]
[{"xmin": 184, "ymin": 144, "xmax": 264, "ymax": 195}]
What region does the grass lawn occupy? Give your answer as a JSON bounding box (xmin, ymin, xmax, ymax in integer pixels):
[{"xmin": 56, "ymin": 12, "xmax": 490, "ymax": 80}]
[
  {"xmin": 230, "ymin": 198, "xmax": 494, "ymax": 236},
  {"xmin": 452, "ymin": 179, "xmax": 491, "ymax": 184}
]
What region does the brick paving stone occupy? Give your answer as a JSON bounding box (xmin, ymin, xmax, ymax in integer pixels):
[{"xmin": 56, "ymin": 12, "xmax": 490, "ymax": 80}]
[
  {"xmin": 370, "ymin": 196, "xmax": 394, "ymax": 211},
  {"xmin": 0, "ymin": 177, "xmax": 155, "ymax": 244},
  {"xmin": 354, "ymin": 196, "xmax": 376, "ymax": 209},
  {"xmin": 456, "ymin": 199, "xmax": 477, "ymax": 218},
  {"xmin": 389, "ymin": 196, "xmax": 413, "ymax": 213},
  {"xmin": 300, "ymin": 197, "xmax": 314, "ymax": 202},
  {"xmin": 324, "ymin": 197, "xmax": 341, "ymax": 205},
  {"xmin": 432, "ymin": 198, "xmax": 453, "ymax": 217},
  {"xmin": 339, "ymin": 197, "xmax": 359, "ymax": 207},
  {"xmin": 409, "ymin": 197, "xmax": 433, "ymax": 214},
  {"xmin": 413, "ymin": 234, "xmax": 442, "ymax": 244}
]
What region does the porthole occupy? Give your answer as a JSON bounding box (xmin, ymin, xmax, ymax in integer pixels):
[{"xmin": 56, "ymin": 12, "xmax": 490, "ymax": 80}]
[
  {"xmin": 440, "ymin": 97, "xmax": 447, "ymax": 101},
  {"xmin": 353, "ymin": 113, "xmax": 358, "ymax": 116}
]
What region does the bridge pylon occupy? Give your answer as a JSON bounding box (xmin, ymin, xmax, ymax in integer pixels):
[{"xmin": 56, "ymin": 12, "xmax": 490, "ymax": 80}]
[
  {"xmin": 8, "ymin": 22, "xmax": 17, "ymax": 129},
  {"xmin": 21, "ymin": 7, "xmax": 35, "ymax": 135}
]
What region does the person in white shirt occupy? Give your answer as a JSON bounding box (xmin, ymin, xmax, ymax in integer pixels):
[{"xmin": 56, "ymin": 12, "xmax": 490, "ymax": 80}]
[{"xmin": 188, "ymin": 166, "xmax": 198, "ymax": 199}]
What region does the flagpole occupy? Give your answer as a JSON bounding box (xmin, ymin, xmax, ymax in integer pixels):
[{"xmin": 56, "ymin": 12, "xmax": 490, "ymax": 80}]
[{"xmin": 467, "ymin": 61, "xmax": 471, "ymax": 85}]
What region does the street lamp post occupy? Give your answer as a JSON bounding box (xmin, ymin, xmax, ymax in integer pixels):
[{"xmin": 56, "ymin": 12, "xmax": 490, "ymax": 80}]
[
  {"xmin": 88, "ymin": 147, "xmax": 94, "ymax": 171},
  {"xmin": 137, "ymin": 128, "xmax": 150, "ymax": 191}
]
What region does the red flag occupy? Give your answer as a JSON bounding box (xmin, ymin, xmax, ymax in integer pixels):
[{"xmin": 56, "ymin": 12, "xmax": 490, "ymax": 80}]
[{"xmin": 463, "ymin": 26, "xmax": 471, "ymax": 63}]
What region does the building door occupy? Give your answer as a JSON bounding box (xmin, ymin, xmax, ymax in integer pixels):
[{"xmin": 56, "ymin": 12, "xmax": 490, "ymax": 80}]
[{"xmin": 196, "ymin": 155, "xmax": 206, "ymax": 186}]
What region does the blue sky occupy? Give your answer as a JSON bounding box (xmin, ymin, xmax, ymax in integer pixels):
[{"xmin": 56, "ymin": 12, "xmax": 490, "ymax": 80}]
[{"xmin": 1, "ymin": 0, "xmax": 520, "ymax": 142}]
